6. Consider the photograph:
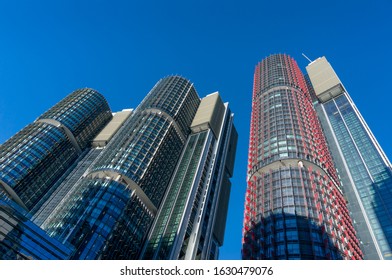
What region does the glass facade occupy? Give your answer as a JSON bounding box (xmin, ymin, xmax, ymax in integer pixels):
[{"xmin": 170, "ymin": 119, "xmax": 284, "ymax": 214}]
[
  {"xmin": 44, "ymin": 178, "xmax": 154, "ymax": 259},
  {"xmin": 42, "ymin": 76, "xmax": 202, "ymax": 259},
  {"xmin": 141, "ymin": 93, "xmax": 237, "ymax": 260},
  {"xmin": 33, "ymin": 148, "xmax": 104, "ymax": 227},
  {"xmin": 243, "ymin": 54, "xmax": 362, "ymax": 260},
  {"xmin": 39, "ymin": 88, "xmax": 112, "ymax": 149},
  {"xmin": 306, "ymin": 56, "xmax": 392, "ymax": 259},
  {"xmin": 317, "ymin": 90, "xmax": 392, "ymax": 259},
  {"xmin": 0, "ymin": 76, "xmax": 236, "ymax": 260},
  {"xmin": 90, "ymin": 76, "xmax": 200, "ymax": 206},
  {"xmin": 142, "ymin": 131, "xmax": 212, "ymax": 260},
  {"xmin": 0, "ymin": 123, "xmax": 78, "ymax": 211},
  {"xmin": 0, "ymin": 88, "xmax": 112, "ymax": 213},
  {"xmin": 0, "ymin": 197, "xmax": 73, "ymax": 260}
]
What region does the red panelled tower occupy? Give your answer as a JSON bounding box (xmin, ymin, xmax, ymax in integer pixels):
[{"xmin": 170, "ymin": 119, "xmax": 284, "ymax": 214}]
[{"xmin": 242, "ymin": 54, "xmax": 362, "ymax": 259}]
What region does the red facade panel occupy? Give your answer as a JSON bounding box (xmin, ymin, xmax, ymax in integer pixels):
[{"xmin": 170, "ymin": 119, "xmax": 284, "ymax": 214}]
[{"xmin": 242, "ymin": 54, "xmax": 362, "ymax": 260}]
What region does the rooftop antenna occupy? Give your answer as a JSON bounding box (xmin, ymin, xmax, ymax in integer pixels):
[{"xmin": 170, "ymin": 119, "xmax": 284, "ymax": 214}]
[{"xmin": 302, "ymin": 53, "xmax": 313, "ymax": 63}]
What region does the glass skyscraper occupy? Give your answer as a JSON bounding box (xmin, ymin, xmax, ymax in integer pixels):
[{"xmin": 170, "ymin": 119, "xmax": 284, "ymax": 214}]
[
  {"xmin": 0, "ymin": 88, "xmax": 112, "ymax": 259},
  {"xmin": 141, "ymin": 93, "xmax": 237, "ymax": 260},
  {"xmin": 242, "ymin": 54, "xmax": 362, "ymax": 260},
  {"xmin": 0, "ymin": 76, "xmax": 237, "ymax": 260},
  {"xmin": 0, "ymin": 88, "xmax": 112, "ymax": 213},
  {"xmin": 307, "ymin": 57, "xmax": 392, "ymax": 259}
]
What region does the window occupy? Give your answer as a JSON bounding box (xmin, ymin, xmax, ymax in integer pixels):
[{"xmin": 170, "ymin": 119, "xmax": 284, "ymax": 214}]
[
  {"xmin": 286, "ymin": 230, "xmax": 298, "ymax": 241},
  {"xmin": 287, "ymin": 243, "xmax": 300, "ymax": 254},
  {"xmin": 277, "ymin": 244, "xmax": 286, "ymax": 256}
]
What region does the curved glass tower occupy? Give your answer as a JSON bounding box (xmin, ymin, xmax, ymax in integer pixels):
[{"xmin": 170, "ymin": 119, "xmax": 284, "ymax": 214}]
[
  {"xmin": 0, "ymin": 88, "xmax": 112, "ymax": 212},
  {"xmin": 43, "ymin": 76, "xmax": 202, "ymax": 259},
  {"xmin": 39, "ymin": 88, "xmax": 113, "ymax": 150},
  {"xmin": 1, "ymin": 76, "xmax": 236, "ymax": 260},
  {"xmin": 242, "ymin": 54, "xmax": 362, "ymax": 259}
]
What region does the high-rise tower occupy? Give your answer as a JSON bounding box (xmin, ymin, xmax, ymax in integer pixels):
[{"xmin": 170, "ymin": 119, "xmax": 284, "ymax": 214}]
[
  {"xmin": 242, "ymin": 54, "xmax": 362, "ymax": 260},
  {"xmin": 0, "ymin": 88, "xmax": 112, "ymax": 259},
  {"xmin": 0, "ymin": 76, "xmax": 236, "ymax": 260},
  {"xmin": 141, "ymin": 92, "xmax": 237, "ymax": 260},
  {"xmin": 307, "ymin": 57, "xmax": 392, "ymax": 259},
  {"xmin": 0, "ymin": 89, "xmax": 112, "ymax": 213},
  {"xmin": 40, "ymin": 76, "xmax": 201, "ymax": 259}
]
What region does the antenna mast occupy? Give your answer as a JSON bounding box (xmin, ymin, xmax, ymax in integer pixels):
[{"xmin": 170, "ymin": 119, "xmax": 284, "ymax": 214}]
[{"xmin": 302, "ymin": 53, "xmax": 313, "ymax": 63}]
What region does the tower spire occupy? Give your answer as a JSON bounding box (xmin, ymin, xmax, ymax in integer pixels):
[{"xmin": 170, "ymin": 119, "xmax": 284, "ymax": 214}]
[{"xmin": 302, "ymin": 53, "xmax": 313, "ymax": 63}]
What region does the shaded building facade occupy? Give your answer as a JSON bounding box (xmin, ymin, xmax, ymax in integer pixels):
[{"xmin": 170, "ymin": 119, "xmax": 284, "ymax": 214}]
[
  {"xmin": 307, "ymin": 57, "xmax": 392, "ymax": 259},
  {"xmin": 242, "ymin": 54, "xmax": 362, "ymax": 259},
  {"xmin": 0, "ymin": 197, "xmax": 74, "ymax": 260}
]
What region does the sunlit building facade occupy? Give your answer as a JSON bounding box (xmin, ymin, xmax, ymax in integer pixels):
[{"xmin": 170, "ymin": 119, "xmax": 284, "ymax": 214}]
[
  {"xmin": 141, "ymin": 93, "xmax": 237, "ymax": 260},
  {"xmin": 0, "ymin": 88, "xmax": 112, "ymax": 213},
  {"xmin": 42, "ymin": 76, "xmax": 201, "ymax": 259},
  {"xmin": 0, "ymin": 76, "xmax": 236, "ymax": 260},
  {"xmin": 307, "ymin": 57, "xmax": 392, "ymax": 259},
  {"xmin": 0, "ymin": 88, "xmax": 112, "ymax": 258},
  {"xmin": 242, "ymin": 54, "xmax": 362, "ymax": 260}
]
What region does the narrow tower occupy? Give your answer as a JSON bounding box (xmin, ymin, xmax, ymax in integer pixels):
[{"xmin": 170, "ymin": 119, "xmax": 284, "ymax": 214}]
[
  {"xmin": 242, "ymin": 54, "xmax": 362, "ymax": 259},
  {"xmin": 141, "ymin": 92, "xmax": 237, "ymax": 260},
  {"xmin": 307, "ymin": 57, "xmax": 392, "ymax": 259}
]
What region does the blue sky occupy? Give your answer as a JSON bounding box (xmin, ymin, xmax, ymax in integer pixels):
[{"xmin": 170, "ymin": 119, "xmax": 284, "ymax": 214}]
[{"xmin": 0, "ymin": 0, "xmax": 391, "ymax": 260}]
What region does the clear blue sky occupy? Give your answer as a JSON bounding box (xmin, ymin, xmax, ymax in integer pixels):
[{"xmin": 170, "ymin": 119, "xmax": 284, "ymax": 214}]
[{"xmin": 0, "ymin": 0, "xmax": 391, "ymax": 260}]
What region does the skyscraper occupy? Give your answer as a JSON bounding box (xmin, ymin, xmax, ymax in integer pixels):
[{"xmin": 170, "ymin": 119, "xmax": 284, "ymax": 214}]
[
  {"xmin": 242, "ymin": 54, "xmax": 362, "ymax": 260},
  {"xmin": 307, "ymin": 57, "xmax": 392, "ymax": 259},
  {"xmin": 0, "ymin": 76, "xmax": 236, "ymax": 260},
  {"xmin": 141, "ymin": 92, "xmax": 237, "ymax": 260},
  {"xmin": 0, "ymin": 89, "xmax": 112, "ymax": 213},
  {"xmin": 0, "ymin": 88, "xmax": 112, "ymax": 259},
  {"xmin": 42, "ymin": 76, "xmax": 201, "ymax": 260}
]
